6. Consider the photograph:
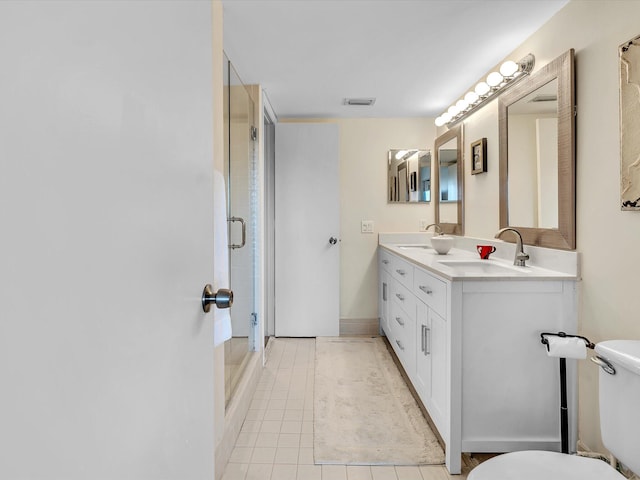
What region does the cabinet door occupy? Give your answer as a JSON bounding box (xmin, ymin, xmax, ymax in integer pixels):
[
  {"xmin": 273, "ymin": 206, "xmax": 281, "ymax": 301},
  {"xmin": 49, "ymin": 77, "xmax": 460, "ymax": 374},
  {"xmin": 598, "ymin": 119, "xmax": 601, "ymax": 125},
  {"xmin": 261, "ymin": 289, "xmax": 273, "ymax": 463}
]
[
  {"xmin": 415, "ymin": 301, "xmax": 448, "ymax": 435},
  {"xmin": 429, "ymin": 309, "xmax": 448, "ymax": 431},
  {"xmin": 415, "ymin": 301, "xmax": 431, "ymax": 402}
]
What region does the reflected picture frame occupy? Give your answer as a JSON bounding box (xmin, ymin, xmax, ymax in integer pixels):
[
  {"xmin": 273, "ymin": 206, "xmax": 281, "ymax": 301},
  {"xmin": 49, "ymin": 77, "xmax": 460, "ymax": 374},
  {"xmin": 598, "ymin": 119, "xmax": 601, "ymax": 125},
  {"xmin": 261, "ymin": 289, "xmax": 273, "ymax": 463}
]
[{"xmin": 471, "ymin": 138, "xmax": 487, "ymax": 175}]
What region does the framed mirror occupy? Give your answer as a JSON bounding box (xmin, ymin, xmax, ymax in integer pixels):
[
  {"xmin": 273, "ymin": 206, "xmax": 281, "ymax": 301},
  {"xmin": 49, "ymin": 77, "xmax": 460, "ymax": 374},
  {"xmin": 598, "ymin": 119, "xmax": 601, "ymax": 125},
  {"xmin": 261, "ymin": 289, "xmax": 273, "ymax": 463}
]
[
  {"xmin": 499, "ymin": 49, "xmax": 575, "ymax": 249},
  {"xmin": 388, "ymin": 149, "xmax": 431, "ymax": 203},
  {"xmin": 434, "ymin": 124, "xmax": 463, "ymax": 234}
]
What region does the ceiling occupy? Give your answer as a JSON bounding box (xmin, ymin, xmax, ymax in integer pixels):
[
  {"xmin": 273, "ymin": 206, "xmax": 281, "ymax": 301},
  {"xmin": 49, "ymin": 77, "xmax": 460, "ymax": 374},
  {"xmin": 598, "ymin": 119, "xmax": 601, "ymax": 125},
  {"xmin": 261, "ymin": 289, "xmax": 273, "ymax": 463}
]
[{"xmin": 222, "ymin": 0, "xmax": 569, "ymax": 119}]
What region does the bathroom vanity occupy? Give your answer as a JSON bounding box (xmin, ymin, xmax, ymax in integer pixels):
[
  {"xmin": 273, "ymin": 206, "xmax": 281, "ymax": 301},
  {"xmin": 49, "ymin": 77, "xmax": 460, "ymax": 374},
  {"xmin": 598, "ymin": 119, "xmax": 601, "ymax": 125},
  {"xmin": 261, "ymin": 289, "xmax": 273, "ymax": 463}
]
[{"xmin": 378, "ymin": 233, "xmax": 580, "ymax": 475}]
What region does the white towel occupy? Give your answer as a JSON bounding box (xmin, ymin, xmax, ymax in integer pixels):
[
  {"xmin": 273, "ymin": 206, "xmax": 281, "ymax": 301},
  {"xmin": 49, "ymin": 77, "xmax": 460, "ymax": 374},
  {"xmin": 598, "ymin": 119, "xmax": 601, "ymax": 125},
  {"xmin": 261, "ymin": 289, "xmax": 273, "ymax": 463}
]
[{"xmin": 212, "ymin": 169, "xmax": 232, "ymax": 347}]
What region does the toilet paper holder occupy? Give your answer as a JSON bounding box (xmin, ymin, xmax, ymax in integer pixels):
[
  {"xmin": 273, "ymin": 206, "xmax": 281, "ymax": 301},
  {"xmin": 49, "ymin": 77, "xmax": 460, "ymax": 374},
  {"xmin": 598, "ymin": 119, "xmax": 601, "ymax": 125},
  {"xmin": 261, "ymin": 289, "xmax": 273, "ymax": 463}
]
[
  {"xmin": 540, "ymin": 331, "xmax": 595, "ymax": 351},
  {"xmin": 539, "ymin": 331, "xmax": 594, "ymax": 455}
]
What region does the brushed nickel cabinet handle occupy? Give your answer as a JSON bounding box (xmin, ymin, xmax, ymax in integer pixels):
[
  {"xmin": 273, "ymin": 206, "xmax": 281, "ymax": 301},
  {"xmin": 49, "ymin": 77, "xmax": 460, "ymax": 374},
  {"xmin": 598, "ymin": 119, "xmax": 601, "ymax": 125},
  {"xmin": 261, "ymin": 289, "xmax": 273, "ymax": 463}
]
[{"xmin": 425, "ymin": 327, "xmax": 431, "ymax": 355}]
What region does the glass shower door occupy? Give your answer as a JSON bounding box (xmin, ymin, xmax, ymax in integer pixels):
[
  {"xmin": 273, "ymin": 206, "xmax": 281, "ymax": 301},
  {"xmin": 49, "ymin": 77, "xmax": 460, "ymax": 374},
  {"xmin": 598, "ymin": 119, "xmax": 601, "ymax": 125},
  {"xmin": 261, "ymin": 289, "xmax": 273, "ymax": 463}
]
[{"xmin": 223, "ymin": 55, "xmax": 257, "ymax": 408}]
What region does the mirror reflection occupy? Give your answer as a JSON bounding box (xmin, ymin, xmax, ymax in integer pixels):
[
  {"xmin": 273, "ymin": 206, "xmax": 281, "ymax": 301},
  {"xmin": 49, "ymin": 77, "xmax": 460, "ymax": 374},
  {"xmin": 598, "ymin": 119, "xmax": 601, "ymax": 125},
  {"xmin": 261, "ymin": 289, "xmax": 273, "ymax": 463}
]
[
  {"xmin": 507, "ymin": 79, "xmax": 558, "ymax": 229},
  {"xmin": 387, "ymin": 149, "xmax": 431, "ymax": 203},
  {"xmin": 434, "ymin": 124, "xmax": 463, "ymax": 234},
  {"xmin": 439, "ymin": 138, "xmax": 459, "ymax": 208},
  {"xmin": 499, "ymin": 49, "xmax": 575, "ymax": 250}
]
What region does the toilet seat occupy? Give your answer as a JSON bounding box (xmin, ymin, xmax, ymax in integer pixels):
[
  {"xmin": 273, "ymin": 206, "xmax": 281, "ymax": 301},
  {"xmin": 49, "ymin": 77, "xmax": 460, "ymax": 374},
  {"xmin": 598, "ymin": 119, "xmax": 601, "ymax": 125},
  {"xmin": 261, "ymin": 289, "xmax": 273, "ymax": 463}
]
[{"xmin": 468, "ymin": 450, "xmax": 625, "ymax": 480}]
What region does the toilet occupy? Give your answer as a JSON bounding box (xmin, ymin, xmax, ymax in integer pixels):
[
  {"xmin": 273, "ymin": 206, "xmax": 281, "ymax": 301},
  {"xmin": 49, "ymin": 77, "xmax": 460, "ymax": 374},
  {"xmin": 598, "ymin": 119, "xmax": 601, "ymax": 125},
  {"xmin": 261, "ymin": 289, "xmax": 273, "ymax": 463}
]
[{"xmin": 468, "ymin": 340, "xmax": 640, "ymax": 480}]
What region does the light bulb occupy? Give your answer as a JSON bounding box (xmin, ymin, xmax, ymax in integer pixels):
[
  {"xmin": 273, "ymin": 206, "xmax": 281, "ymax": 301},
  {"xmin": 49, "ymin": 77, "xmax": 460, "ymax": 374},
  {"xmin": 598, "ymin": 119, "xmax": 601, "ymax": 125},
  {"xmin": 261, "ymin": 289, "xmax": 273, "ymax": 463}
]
[
  {"xmin": 456, "ymin": 99, "xmax": 469, "ymax": 111},
  {"xmin": 487, "ymin": 71, "xmax": 504, "ymax": 87},
  {"xmin": 448, "ymin": 105, "xmax": 460, "ymax": 116},
  {"xmin": 441, "ymin": 112, "xmax": 452, "ymax": 123},
  {"xmin": 435, "ymin": 116, "xmax": 445, "ymax": 127},
  {"xmin": 500, "ymin": 60, "xmax": 518, "ymax": 77},
  {"xmin": 475, "ymin": 81, "xmax": 490, "ymax": 96},
  {"xmin": 395, "ymin": 150, "xmax": 408, "ymax": 160},
  {"xmin": 464, "ymin": 91, "xmax": 479, "ymax": 104}
]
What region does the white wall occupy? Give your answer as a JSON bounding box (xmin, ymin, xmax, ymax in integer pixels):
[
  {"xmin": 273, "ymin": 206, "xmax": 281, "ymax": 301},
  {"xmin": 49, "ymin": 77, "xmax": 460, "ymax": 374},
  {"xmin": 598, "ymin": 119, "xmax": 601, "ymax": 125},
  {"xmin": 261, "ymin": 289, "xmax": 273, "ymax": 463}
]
[
  {"xmin": 337, "ymin": 119, "xmax": 436, "ymax": 322},
  {"xmin": 457, "ymin": 0, "xmax": 640, "ymax": 453}
]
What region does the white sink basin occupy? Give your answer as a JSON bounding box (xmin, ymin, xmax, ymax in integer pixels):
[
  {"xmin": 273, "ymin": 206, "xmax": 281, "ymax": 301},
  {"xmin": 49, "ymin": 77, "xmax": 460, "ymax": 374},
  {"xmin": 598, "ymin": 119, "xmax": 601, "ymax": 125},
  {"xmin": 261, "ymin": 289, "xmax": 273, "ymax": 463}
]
[{"xmin": 437, "ymin": 260, "xmax": 529, "ymax": 275}]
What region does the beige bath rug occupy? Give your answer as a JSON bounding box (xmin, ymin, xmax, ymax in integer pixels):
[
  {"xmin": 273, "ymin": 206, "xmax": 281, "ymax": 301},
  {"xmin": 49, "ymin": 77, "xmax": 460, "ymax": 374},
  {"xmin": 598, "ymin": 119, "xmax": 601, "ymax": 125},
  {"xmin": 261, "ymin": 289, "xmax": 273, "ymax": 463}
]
[{"xmin": 314, "ymin": 336, "xmax": 445, "ymax": 465}]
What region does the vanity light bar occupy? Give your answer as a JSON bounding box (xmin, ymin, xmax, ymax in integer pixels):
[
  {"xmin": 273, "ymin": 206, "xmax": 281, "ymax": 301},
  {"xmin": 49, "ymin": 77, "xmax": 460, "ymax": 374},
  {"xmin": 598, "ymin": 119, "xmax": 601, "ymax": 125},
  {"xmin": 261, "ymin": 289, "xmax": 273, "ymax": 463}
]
[{"xmin": 434, "ymin": 54, "xmax": 535, "ymax": 127}]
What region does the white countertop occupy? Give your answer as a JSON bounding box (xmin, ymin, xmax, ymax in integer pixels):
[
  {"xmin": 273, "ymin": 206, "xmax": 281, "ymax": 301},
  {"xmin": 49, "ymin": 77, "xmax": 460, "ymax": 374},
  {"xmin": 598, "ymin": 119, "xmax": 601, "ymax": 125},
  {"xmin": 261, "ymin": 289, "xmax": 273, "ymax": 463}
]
[{"xmin": 380, "ymin": 241, "xmax": 579, "ymax": 281}]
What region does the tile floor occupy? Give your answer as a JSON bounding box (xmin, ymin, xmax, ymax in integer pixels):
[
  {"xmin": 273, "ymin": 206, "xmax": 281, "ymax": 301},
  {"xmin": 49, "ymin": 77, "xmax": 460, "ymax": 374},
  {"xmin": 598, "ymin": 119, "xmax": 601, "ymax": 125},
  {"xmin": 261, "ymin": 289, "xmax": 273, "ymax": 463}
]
[{"xmin": 222, "ymin": 337, "xmax": 475, "ymax": 480}]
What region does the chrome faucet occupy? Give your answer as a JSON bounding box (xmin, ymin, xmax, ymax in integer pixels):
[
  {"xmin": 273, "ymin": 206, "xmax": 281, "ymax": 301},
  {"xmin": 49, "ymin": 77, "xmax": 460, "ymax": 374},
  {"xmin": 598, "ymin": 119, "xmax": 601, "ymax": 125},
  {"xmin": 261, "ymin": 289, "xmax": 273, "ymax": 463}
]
[
  {"xmin": 424, "ymin": 223, "xmax": 442, "ymax": 235},
  {"xmin": 495, "ymin": 227, "xmax": 530, "ymax": 266}
]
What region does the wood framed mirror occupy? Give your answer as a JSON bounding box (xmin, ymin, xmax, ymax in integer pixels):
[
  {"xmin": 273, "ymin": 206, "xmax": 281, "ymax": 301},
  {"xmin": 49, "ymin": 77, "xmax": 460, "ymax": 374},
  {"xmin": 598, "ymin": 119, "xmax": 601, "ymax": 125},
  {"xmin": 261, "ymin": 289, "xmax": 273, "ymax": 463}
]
[
  {"xmin": 498, "ymin": 49, "xmax": 575, "ymax": 250},
  {"xmin": 434, "ymin": 124, "xmax": 464, "ymax": 235}
]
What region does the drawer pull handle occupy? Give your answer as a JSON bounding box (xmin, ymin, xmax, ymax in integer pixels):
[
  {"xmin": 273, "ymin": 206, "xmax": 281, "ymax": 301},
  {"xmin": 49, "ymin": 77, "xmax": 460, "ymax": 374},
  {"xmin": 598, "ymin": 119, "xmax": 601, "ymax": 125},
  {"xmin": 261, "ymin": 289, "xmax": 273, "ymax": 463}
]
[
  {"xmin": 421, "ymin": 325, "xmax": 425, "ymax": 353},
  {"xmin": 395, "ymin": 316, "xmax": 404, "ymax": 326},
  {"xmin": 395, "ymin": 293, "xmax": 405, "ymax": 301},
  {"xmin": 382, "ymin": 259, "xmax": 389, "ymax": 264},
  {"xmin": 395, "ymin": 339, "xmax": 404, "ymax": 351},
  {"xmin": 419, "ymin": 285, "xmax": 433, "ymax": 295},
  {"xmin": 396, "ymin": 269, "xmax": 406, "ymax": 276}
]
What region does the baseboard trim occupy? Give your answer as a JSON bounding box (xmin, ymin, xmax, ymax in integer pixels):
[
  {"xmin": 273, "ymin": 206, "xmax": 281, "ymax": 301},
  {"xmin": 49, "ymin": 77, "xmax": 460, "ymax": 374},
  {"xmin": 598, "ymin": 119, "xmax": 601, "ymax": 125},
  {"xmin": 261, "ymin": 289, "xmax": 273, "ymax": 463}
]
[{"xmin": 339, "ymin": 317, "xmax": 379, "ymax": 336}]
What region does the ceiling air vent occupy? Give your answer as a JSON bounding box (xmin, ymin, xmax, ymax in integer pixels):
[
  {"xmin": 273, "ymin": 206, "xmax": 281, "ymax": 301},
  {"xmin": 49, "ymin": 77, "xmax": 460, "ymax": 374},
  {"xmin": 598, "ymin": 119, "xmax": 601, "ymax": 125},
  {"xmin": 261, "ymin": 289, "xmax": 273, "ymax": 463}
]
[{"xmin": 343, "ymin": 98, "xmax": 376, "ymax": 106}]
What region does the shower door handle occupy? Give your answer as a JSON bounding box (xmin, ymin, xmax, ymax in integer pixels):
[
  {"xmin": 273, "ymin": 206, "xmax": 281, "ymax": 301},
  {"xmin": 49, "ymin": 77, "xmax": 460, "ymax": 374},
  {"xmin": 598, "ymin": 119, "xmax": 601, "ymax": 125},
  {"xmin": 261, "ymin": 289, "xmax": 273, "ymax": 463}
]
[
  {"xmin": 228, "ymin": 216, "xmax": 246, "ymax": 249},
  {"xmin": 202, "ymin": 284, "xmax": 234, "ymax": 312}
]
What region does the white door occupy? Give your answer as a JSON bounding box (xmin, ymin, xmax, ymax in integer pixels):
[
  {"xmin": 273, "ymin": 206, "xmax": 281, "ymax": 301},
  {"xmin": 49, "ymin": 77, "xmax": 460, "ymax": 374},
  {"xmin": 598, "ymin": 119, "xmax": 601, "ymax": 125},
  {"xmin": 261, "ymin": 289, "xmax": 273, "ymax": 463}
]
[
  {"xmin": 275, "ymin": 123, "xmax": 340, "ymax": 337},
  {"xmin": 0, "ymin": 3, "xmax": 217, "ymax": 479}
]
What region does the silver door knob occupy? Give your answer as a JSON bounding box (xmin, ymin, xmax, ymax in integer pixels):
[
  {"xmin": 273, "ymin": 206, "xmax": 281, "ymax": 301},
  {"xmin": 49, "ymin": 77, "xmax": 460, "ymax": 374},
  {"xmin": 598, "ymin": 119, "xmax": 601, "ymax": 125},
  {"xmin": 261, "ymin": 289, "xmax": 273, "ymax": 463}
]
[
  {"xmin": 329, "ymin": 237, "xmax": 338, "ymax": 245},
  {"xmin": 202, "ymin": 284, "xmax": 233, "ymax": 312}
]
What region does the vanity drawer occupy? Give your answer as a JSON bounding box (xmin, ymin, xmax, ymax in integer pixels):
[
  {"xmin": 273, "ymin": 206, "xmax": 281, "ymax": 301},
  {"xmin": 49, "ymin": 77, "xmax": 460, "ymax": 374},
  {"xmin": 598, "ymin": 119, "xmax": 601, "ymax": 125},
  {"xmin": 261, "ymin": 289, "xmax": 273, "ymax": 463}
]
[
  {"xmin": 391, "ymin": 255, "xmax": 414, "ymax": 289},
  {"xmin": 391, "ymin": 280, "xmax": 416, "ymax": 320},
  {"xmin": 414, "ymin": 267, "xmax": 447, "ymax": 318},
  {"xmin": 389, "ymin": 299, "xmax": 416, "ymax": 376},
  {"xmin": 379, "ymin": 249, "xmax": 393, "ymax": 272}
]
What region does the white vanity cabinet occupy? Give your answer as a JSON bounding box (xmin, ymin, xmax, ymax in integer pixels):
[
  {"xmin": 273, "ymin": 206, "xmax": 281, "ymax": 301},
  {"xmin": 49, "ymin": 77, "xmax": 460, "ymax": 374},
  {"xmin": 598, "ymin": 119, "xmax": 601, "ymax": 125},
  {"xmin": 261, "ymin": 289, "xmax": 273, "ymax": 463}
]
[{"xmin": 377, "ymin": 246, "xmax": 578, "ymax": 475}]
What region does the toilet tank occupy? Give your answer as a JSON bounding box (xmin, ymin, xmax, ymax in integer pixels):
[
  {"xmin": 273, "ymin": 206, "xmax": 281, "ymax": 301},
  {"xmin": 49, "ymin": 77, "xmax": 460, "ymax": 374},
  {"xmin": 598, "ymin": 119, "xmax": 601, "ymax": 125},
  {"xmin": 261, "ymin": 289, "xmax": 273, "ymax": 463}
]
[{"xmin": 595, "ymin": 340, "xmax": 640, "ymax": 475}]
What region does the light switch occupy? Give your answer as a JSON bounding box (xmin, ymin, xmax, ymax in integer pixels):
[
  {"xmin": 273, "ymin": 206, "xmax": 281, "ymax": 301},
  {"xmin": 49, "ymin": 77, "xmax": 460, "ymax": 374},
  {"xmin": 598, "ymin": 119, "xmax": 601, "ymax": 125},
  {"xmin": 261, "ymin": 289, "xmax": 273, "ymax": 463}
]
[
  {"xmin": 419, "ymin": 219, "xmax": 429, "ymax": 231},
  {"xmin": 361, "ymin": 220, "xmax": 374, "ymax": 233}
]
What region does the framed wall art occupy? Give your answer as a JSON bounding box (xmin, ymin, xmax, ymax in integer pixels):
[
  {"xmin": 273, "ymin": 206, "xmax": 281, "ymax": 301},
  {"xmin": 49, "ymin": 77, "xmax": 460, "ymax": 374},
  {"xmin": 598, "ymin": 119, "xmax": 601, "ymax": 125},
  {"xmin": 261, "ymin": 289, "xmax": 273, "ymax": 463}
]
[
  {"xmin": 620, "ymin": 34, "xmax": 640, "ymax": 210},
  {"xmin": 471, "ymin": 138, "xmax": 487, "ymax": 175}
]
